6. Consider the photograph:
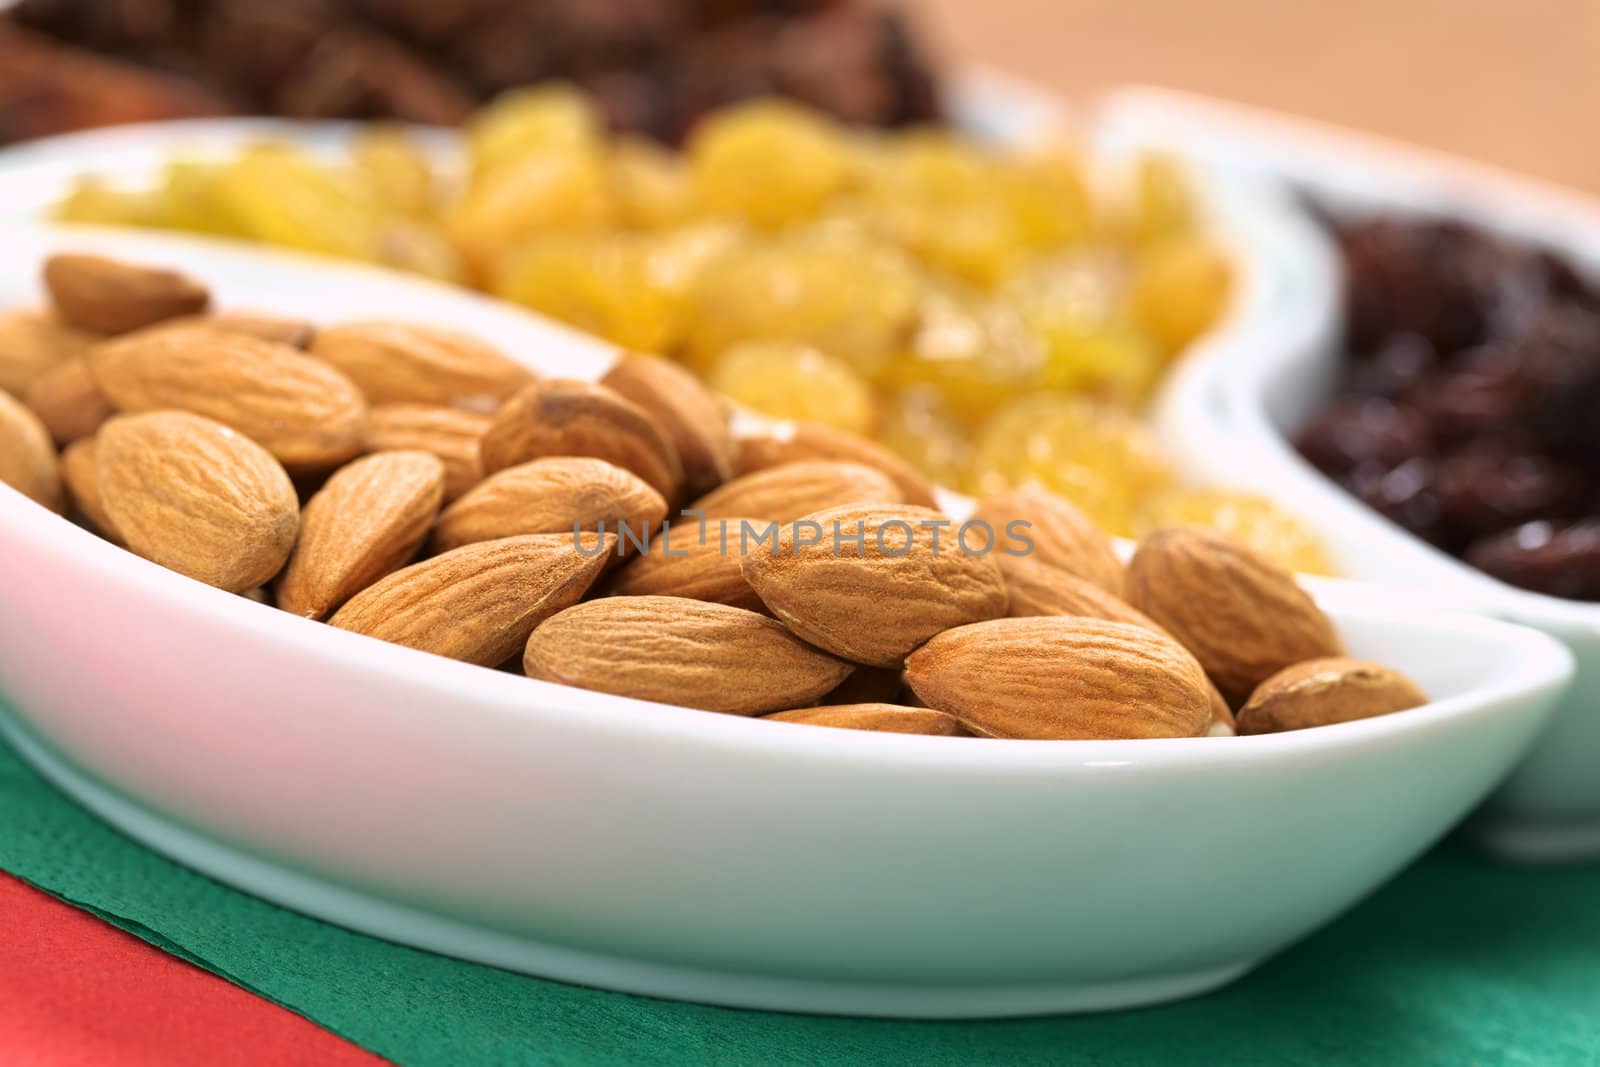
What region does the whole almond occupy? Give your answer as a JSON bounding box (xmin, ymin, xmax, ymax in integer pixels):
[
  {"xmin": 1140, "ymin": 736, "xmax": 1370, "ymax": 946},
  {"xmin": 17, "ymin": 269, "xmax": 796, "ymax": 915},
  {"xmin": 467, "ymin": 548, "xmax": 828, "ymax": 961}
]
[
  {"xmin": 602, "ymin": 353, "xmax": 735, "ymax": 498},
  {"xmin": 60, "ymin": 437, "xmax": 119, "ymax": 540},
  {"xmin": 481, "ymin": 379, "xmax": 684, "ymax": 500},
  {"xmin": 433, "ymin": 456, "xmax": 666, "ymax": 554},
  {"xmin": 364, "ymin": 403, "xmax": 489, "ymax": 502},
  {"xmin": 330, "ymin": 533, "xmax": 614, "ymax": 666},
  {"xmin": 524, "ymin": 595, "xmax": 853, "ymax": 714},
  {"xmin": 97, "ymin": 411, "xmax": 298, "ymax": 592},
  {"xmin": 1126, "ymin": 528, "xmax": 1344, "ymax": 705},
  {"xmin": 44, "ymin": 253, "xmax": 209, "ymax": 334},
  {"xmin": 91, "ymin": 324, "xmax": 368, "ymax": 473},
  {"xmin": 0, "ymin": 308, "xmax": 98, "ymax": 396},
  {"xmin": 971, "ymin": 485, "xmax": 1123, "ymax": 595},
  {"xmin": 612, "ymin": 516, "xmax": 769, "ymax": 612},
  {"xmin": 165, "ymin": 311, "xmax": 316, "ymax": 349},
  {"xmin": 690, "ymin": 460, "xmax": 902, "ymax": 525},
  {"xmin": 1237, "ymin": 657, "xmax": 1428, "ymax": 735},
  {"xmin": 25, "ymin": 356, "xmax": 112, "ymax": 444},
  {"xmin": 735, "ymin": 422, "xmax": 938, "ymax": 508},
  {"xmin": 1000, "ymin": 553, "xmax": 1159, "ymax": 629},
  {"xmin": 765, "ymin": 704, "xmax": 969, "ymax": 736},
  {"xmin": 277, "ymin": 451, "xmax": 446, "ymax": 620},
  {"xmin": 906, "ymin": 616, "xmax": 1214, "ymax": 740},
  {"xmin": 0, "ymin": 389, "xmax": 65, "ymax": 512},
  {"xmin": 741, "ymin": 504, "xmax": 1009, "ymax": 668},
  {"xmin": 312, "ymin": 321, "xmax": 533, "ymax": 411}
]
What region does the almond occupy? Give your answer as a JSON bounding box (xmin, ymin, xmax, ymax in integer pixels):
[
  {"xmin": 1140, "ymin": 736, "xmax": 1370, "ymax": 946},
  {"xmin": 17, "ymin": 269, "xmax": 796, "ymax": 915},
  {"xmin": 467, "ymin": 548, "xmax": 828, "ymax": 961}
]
[
  {"xmin": 0, "ymin": 389, "xmax": 65, "ymax": 512},
  {"xmin": 60, "ymin": 437, "xmax": 119, "ymax": 540},
  {"xmin": 524, "ymin": 595, "xmax": 852, "ymax": 714},
  {"xmin": 765, "ymin": 704, "xmax": 969, "ymax": 736},
  {"xmin": 999, "ymin": 553, "xmax": 1159, "ymax": 629},
  {"xmin": 1236, "ymin": 658, "xmax": 1428, "ymax": 735},
  {"xmin": 1207, "ymin": 684, "xmax": 1237, "ymax": 737},
  {"xmin": 690, "ymin": 460, "xmax": 902, "ymax": 525},
  {"xmin": 312, "ymin": 321, "xmax": 533, "ymax": 410},
  {"xmin": 734, "ymin": 422, "xmax": 938, "ymax": 508},
  {"xmin": 602, "ymin": 353, "xmax": 734, "ymax": 498},
  {"xmin": 330, "ymin": 533, "xmax": 614, "ymax": 666},
  {"xmin": 44, "ymin": 253, "xmax": 209, "ymax": 334},
  {"xmin": 277, "ymin": 451, "xmax": 446, "ymax": 620},
  {"xmin": 971, "ymin": 485, "xmax": 1123, "ymax": 595},
  {"xmin": 906, "ymin": 616, "xmax": 1214, "ymax": 740},
  {"xmin": 25, "ymin": 356, "xmax": 112, "ymax": 444},
  {"xmin": 90, "ymin": 324, "xmax": 368, "ymax": 473},
  {"xmin": 1125, "ymin": 528, "xmax": 1344, "ymax": 705},
  {"xmin": 96, "ymin": 411, "xmax": 298, "ymax": 592},
  {"xmin": 364, "ymin": 403, "xmax": 489, "ymax": 502},
  {"xmin": 166, "ymin": 311, "xmax": 316, "ymax": 349},
  {"xmin": 0, "ymin": 308, "xmax": 97, "ymax": 396},
  {"xmin": 740, "ymin": 504, "xmax": 1009, "ymax": 668},
  {"xmin": 433, "ymin": 456, "xmax": 667, "ymax": 554},
  {"xmin": 611, "ymin": 516, "xmax": 769, "ymax": 612},
  {"xmin": 481, "ymin": 379, "xmax": 684, "ymax": 501},
  {"xmin": 818, "ymin": 666, "xmax": 906, "ymax": 706}
]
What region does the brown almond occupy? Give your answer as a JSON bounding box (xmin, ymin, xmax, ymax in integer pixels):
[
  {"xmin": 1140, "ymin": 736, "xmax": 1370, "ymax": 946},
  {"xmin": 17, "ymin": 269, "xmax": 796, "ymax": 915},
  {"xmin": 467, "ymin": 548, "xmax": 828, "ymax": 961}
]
[
  {"xmin": 690, "ymin": 460, "xmax": 903, "ymax": 525},
  {"xmin": 906, "ymin": 616, "xmax": 1214, "ymax": 740},
  {"xmin": 602, "ymin": 353, "xmax": 734, "ymax": 498},
  {"xmin": 166, "ymin": 311, "xmax": 316, "ymax": 349},
  {"xmin": 818, "ymin": 666, "xmax": 906, "ymax": 706},
  {"xmin": 741, "ymin": 504, "xmax": 1009, "ymax": 668},
  {"xmin": 60, "ymin": 437, "xmax": 119, "ymax": 540},
  {"xmin": 999, "ymin": 553, "xmax": 1159, "ymax": 629},
  {"xmin": 765, "ymin": 704, "xmax": 969, "ymax": 736},
  {"xmin": 364, "ymin": 402, "xmax": 489, "ymax": 502},
  {"xmin": 330, "ymin": 533, "xmax": 614, "ymax": 666},
  {"xmin": 25, "ymin": 357, "xmax": 112, "ymax": 444},
  {"xmin": 0, "ymin": 308, "xmax": 98, "ymax": 396},
  {"xmin": 0, "ymin": 389, "xmax": 65, "ymax": 512},
  {"xmin": 1237, "ymin": 658, "xmax": 1428, "ymax": 735},
  {"xmin": 312, "ymin": 321, "xmax": 533, "ymax": 411},
  {"xmin": 433, "ymin": 456, "xmax": 666, "ymax": 554},
  {"xmin": 481, "ymin": 379, "xmax": 684, "ymax": 500},
  {"xmin": 44, "ymin": 253, "xmax": 209, "ymax": 334},
  {"xmin": 1126, "ymin": 528, "xmax": 1344, "ymax": 705},
  {"xmin": 524, "ymin": 595, "xmax": 853, "ymax": 714},
  {"xmin": 277, "ymin": 451, "xmax": 446, "ymax": 620},
  {"xmin": 971, "ymin": 485, "xmax": 1123, "ymax": 594},
  {"xmin": 90, "ymin": 324, "xmax": 368, "ymax": 473},
  {"xmin": 734, "ymin": 422, "xmax": 938, "ymax": 508},
  {"xmin": 611, "ymin": 516, "xmax": 769, "ymax": 612},
  {"xmin": 97, "ymin": 411, "xmax": 298, "ymax": 592}
]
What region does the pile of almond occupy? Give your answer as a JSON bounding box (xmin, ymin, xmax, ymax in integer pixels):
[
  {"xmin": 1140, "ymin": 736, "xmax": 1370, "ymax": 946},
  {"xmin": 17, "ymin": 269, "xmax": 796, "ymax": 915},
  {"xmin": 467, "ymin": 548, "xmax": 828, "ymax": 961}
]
[{"xmin": 0, "ymin": 253, "xmax": 1429, "ymax": 740}]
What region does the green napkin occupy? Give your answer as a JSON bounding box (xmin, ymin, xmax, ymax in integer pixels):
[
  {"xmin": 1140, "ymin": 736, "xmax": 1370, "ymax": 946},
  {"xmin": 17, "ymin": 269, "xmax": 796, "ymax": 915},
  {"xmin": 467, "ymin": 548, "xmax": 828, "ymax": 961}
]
[{"xmin": 2, "ymin": 704, "xmax": 1597, "ymax": 1067}]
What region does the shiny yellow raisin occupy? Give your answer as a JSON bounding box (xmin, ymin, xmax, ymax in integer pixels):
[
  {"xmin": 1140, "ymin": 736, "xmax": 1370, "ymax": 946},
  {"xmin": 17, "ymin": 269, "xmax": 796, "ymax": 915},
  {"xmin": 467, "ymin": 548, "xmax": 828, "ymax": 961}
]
[
  {"xmin": 1131, "ymin": 153, "xmax": 1198, "ymax": 247},
  {"xmin": 352, "ymin": 125, "xmax": 437, "ymax": 217},
  {"xmin": 212, "ymin": 145, "xmax": 382, "ymax": 259},
  {"xmin": 1130, "ymin": 239, "xmax": 1232, "ymax": 356},
  {"xmin": 1136, "ymin": 488, "xmax": 1334, "ymax": 574},
  {"xmin": 468, "ymin": 84, "xmax": 602, "ymax": 179},
  {"xmin": 878, "ymin": 384, "xmax": 972, "ymax": 490},
  {"xmin": 687, "ymin": 99, "xmax": 853, "ymax": 229},
  {"xmin": 710, "ymin": 340, "xmax": 877, "ymax": 436},
  {"xmin": 56, "ymin": 177, "xmax": 158, "ymax": 227},
  {"xmin": 611, "ymin": 134, "xmax": 697, "ymax": 230},
  {"xmin": 446, "ymin": 146, "xmax": 614, "ymax": 275}
]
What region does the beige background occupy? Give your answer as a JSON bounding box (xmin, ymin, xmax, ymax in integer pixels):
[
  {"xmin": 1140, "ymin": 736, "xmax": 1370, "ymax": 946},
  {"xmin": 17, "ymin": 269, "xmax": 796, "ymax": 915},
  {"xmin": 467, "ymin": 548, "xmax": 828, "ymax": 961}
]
[{"xmin": 910, "ymin": 0, "xmax": 1600, "ymax": 195}]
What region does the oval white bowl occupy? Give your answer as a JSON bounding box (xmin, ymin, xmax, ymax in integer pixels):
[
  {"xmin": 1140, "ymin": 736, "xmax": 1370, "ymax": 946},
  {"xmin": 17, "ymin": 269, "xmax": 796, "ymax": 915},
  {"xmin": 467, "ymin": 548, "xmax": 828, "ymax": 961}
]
[
  {"xmin": 1103, "ymin": 87, "xmax": 1600, "ymax": 861},
  {"xmin": 0, "ymin": 223, "xmax": 1575, "ymax": 1015}
]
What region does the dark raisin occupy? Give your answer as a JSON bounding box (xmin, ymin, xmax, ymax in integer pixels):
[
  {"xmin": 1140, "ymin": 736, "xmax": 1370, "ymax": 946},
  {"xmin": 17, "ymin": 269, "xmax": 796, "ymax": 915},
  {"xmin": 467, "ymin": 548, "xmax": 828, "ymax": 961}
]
[
  {"xmin": 1467, "ymin": 520, "xmax": 1600, "ymax": 600},
  {"xmin": 1433, "ymin": 443, "xmax": 1591, "ymax": 550},
  {"xmin": 1296, "ymin": 396, "xmax": 1433, "ymax": 476},
  {"xmin": 1345, "ymin": 458, "xmax": 1443, "ymax": 545}
]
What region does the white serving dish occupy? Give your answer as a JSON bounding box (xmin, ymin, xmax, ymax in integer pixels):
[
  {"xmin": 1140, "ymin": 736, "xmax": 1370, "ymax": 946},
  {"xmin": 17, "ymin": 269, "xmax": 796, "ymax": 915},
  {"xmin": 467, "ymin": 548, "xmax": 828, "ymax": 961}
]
[
  {"xmin": 0, "ymin": 223, "xmax": 1574, "ymax": 1016},
  {"xmin": 1103, "ymin": 86, "xmax": 1600, "ymax": 861}
]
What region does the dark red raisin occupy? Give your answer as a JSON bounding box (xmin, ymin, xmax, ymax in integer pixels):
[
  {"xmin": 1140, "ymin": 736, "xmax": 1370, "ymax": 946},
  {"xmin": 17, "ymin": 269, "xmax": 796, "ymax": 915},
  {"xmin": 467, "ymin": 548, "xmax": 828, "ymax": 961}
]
[{"xmin": 1467, "ymin": 520, "xmax": 1600, "ymax": 600}]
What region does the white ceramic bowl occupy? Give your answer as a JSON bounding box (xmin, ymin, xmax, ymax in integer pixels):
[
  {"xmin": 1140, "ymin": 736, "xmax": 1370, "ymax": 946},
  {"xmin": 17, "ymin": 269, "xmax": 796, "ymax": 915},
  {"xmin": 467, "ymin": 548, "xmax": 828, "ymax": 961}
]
[
  {"xmin": 1101, "ymin": 87, "xmax": 1600, "ymax": 861},
  {"xmin": 0, "ymin": 223, "xmax": 1575, "ymax": 1016}
]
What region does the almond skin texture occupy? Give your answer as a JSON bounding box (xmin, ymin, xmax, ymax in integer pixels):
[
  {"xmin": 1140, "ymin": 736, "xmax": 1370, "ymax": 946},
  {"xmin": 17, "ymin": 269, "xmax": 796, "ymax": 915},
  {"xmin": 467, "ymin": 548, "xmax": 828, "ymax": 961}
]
[
  {"xmin": 163, "ymin": 311, "xmax": 316, "ymax": 349},
  {"xmin": 735, "ymin": 422, "xmax": 938, "ymax": 508},
  {"xmin": 60, "ymin": 437, "xmax": 119, "ymax": 540},
  {"xmin": 602, "ymin": 353, "xmax": 734, "ymax": 498},
  {"xmin": 277, "ymin": 451, "xmax": 446, "ymax": 620},
  {"xmin": 765, "ymin": 704, "xmax": 969, "ymax": 736},
  {"xmin": 481, "ymin": 379, "xmax": 684, "ymax": 501},
  {"xmin": 0, "ymin": 308, "xmax": 98, "ymax": 396},
  {"xmin": 1126, "ymin": 528, "xmax": 1345, "ymax": 705},
  {"xmin": 999, "ymin": 553, "xmax": 1160, "ymax": 629},
  {"xmin": 96, "ymin": 411, "xmax": 298, "ymax": 592},
  {"xmin": 312, "ymin": 321, "xmax": 533, "ymax": 411},
  {"xmin": 0, "ymin": 389, "xmax": 65, "ymax": 512},
  {"xmin": 433, "ymin": 456, "xmax": 666, "ymax": 554},
  {"xmin": 690, "ymin": 460, "xmax": 903, "ymax": 525},
  {"xmin": 25, "ymin": 356, "xmax": 112, "ymax": 444},
  {"xmin": 906, "ymin": 616, "xmax": 1214, "ymax": 740},
  {"xmin": 611, "ymin": 516, "xmax": 769, "ymax": 612},
  {"xmin": 330, "ymin": 533, "xmax": 614, "ymax": 666},
  {"xmin": 44, "ymin": 254, "xmax": 209, "ymax": 334},
  {"xmin": 972, "ymin": 485, "xmax": 1123, "ymax": 595},
  {"xmin": 1237, "ymin": 658, "xmax": 1428, "ymax": 735},
  {"xmin": 524, "ymin": 596, "xmax": 853, "ymax": 714},
  {"xmin": 741, "ymin": 504, "xmax": 1009, "ymax": 668},
  {"xmin": 364, "ymin": 403, "xmax": 489, "ymax": 502},
  {"xmin": 90, "ymin": 325, "xmax": 368, "ymax": 473}
]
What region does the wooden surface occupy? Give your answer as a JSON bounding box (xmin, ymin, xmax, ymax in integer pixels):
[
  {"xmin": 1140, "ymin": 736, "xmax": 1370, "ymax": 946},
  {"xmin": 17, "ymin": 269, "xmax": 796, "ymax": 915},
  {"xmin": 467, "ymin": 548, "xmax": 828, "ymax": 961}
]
[{"xmin": 910, "ymin": 0, "xmax": 1600, "ymax": 195}]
